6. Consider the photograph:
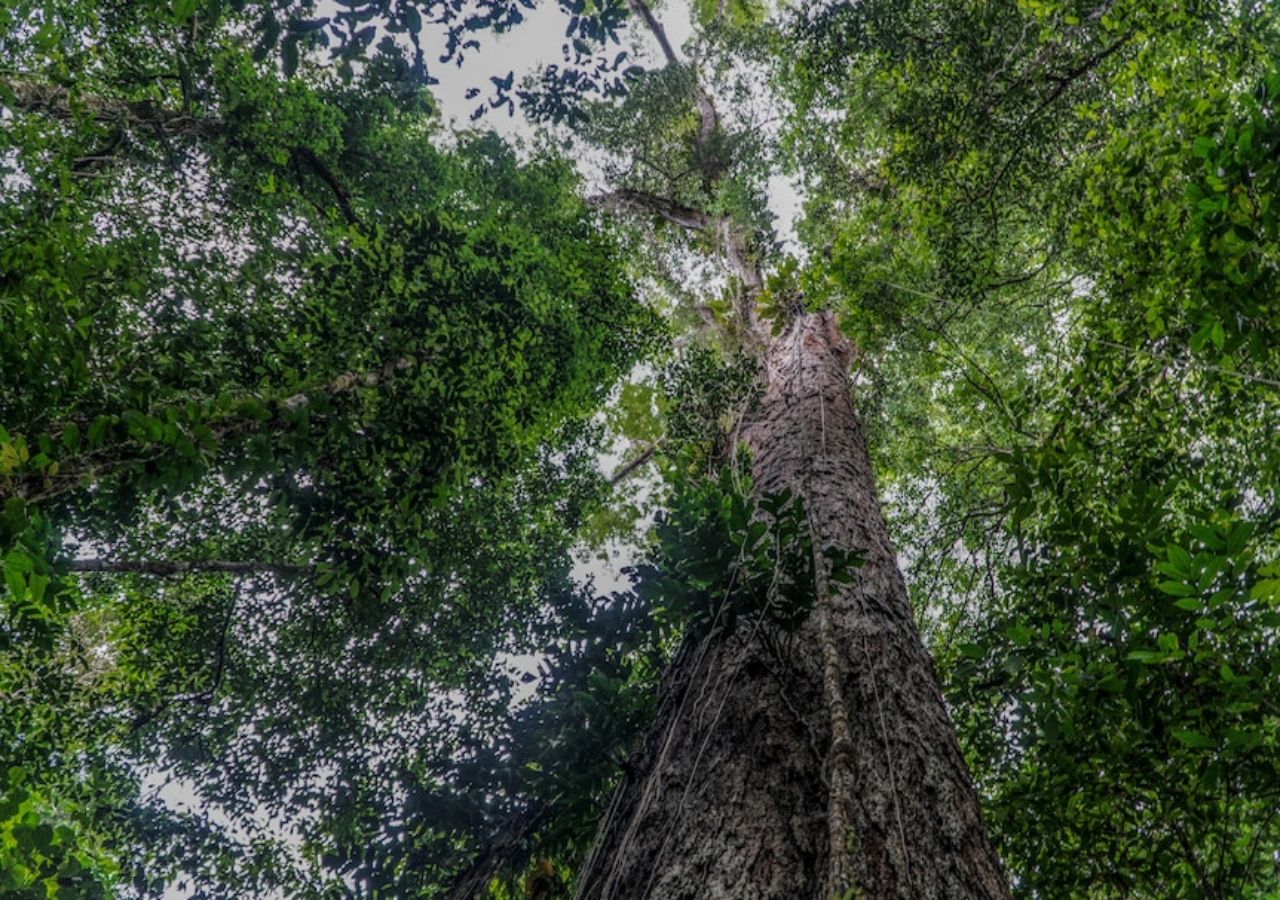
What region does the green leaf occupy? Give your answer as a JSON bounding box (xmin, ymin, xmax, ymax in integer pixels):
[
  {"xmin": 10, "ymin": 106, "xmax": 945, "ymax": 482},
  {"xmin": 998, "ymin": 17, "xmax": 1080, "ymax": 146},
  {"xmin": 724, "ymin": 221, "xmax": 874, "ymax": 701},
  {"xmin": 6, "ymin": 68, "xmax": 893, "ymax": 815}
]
[
  {"xmin": 1173, "ymin": 729, "xmax": 1215, "ymax": 748},
  {"xmin": 1006, "ymin": 623, "xmax": 1032, "ymax": 647},
  {"xmin": 1166, "ymin": 545, "xmax": 1192, "ymax": 575},
  {"xmin": 1126, "ymin": 650, "xmax": 1164, "ymax": 664}
]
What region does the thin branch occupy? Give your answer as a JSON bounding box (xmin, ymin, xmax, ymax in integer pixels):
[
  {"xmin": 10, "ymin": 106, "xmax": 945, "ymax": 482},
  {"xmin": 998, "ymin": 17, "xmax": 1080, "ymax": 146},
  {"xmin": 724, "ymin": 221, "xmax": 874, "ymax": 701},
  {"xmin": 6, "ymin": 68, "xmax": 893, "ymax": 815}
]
[
  {"xmin": 983, "ymin": 249, "xmax": 1058, "ymax": 291},
  {"xmin": 129, "ymin": 589, "xmax": 243, "ymax": 734},
  {"xmin": 1172, "ymin": 819, "xmax": 1219, "ymax": 900},
  {"xmin": 65, "ymin": 559, "xmax": 310, "ymax": 577},
  {"xmin": 609, "ymin": 443, "xmax": 658, "ymax": 485},
  {"xmin": 983, "ymin": 31, "xmax": 1133, "ymax": 200},
  {"xmin": 877, "ymin": 281, "xmax": 1031, "ymax": 438},
  {"xmin": 626, "ymin": 0, "xmax": 679, "ymax": 67},
  {"xmin": 1242, "ymin": 800, "xmax": 1280, "ymax": 887},
  {"xmin": 292, "ymin": 145, "xmax": 358, "ymax": 226}
]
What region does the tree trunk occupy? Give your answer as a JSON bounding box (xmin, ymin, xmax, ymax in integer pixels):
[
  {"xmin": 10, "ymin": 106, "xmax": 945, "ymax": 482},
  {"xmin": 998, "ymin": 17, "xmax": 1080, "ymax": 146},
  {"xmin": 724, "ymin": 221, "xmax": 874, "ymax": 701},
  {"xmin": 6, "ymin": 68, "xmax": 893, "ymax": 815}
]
[{"xmin": 575, "ymin": 312, "xmax": 1009, "ymax": 899}]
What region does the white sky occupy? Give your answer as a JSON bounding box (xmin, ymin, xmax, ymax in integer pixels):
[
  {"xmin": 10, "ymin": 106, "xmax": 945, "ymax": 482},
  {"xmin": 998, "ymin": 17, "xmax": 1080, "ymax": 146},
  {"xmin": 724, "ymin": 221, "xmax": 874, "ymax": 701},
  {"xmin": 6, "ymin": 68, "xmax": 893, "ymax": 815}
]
[{"xmin": 420, "ymin": 0, "xmax": 801, "ymax": 245}]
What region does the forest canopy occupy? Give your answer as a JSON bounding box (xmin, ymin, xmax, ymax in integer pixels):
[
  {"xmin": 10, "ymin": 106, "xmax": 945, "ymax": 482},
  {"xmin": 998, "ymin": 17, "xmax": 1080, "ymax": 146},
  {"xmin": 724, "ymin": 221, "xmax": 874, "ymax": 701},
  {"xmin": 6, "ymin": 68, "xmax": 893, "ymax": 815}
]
[{"xmin": 1, "ymin": 0, "xmax": 1278, "ymax": 898}]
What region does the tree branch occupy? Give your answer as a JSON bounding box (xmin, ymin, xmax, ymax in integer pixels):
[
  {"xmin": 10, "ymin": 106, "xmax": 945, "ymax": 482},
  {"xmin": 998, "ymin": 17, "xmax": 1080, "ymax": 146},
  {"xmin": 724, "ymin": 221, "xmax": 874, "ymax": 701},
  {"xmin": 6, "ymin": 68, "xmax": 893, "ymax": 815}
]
[
  {"xmin": 609, "ymin": 443, "xmax": 658, "ymax": 485},
  {"xmin": 626, "ymin": 0, "xmax": 679, "ymax": 67},
  {"xmin": 588, "ymin": 188, "xmax": 713, "ymax": 230},
  {"xmin": 65, "ymin": 559, "xmax": 310, "ymax": 577},
  {"xmin": 692, "ymin": 87, "xmax": 720, "ymax": 176},
  {"xmin": 2, "ymin": 77, "xmax": 221, "ymax": 139},
  {"xmin": 983, "ymin": 31, "xmax": 1133, "ymax": 200},
  {"xmin": 591, "ymin": 1, "xmax": 769, "ymax": 345},
  {"xmin": 4, "ymin": 355, "xmax": 424, "ymax": 508},
  {"xmin": 291, "ymin": 145, "xmax": 359, "ymax": 226},
  {"xmin": 5, "ymin": 77, "xmax": 359, "ymax": 222},
  {"xmin": 623, "ymin": 2, "xmax": 720, "ymax": 186}
]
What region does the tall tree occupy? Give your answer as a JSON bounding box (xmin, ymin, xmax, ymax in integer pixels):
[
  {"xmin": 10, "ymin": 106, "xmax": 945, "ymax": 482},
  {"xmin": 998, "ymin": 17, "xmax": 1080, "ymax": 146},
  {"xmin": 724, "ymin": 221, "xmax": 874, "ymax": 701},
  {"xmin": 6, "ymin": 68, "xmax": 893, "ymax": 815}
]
[
  {"xmin": 3, "ymin": 0, "xmax": 1279, "ymax": 898},
  {"xmin": 781, "ymin": 1, "xmax": 1280, "ymax": 895},
  {"xmin": 569, "ymin": 5, "xmax": 1006, "ymax": 896}
]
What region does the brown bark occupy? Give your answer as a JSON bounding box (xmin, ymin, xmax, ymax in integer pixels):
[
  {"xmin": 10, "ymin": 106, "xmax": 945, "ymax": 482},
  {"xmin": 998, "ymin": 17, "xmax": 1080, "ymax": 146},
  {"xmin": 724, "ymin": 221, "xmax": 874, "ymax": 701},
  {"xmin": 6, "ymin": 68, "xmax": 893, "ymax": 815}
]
[{"xmin": 575, "ymin": 312, "xmax": 1008, "ymax": 899}]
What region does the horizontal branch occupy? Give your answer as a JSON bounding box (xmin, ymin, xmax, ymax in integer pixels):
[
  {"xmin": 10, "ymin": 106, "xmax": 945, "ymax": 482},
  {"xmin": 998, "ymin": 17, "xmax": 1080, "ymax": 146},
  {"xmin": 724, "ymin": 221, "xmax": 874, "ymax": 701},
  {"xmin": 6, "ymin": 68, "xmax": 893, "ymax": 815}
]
[
  {"xmin": 588, "ymin": 190, "xmax": 766, "ymax": 344},
  {"xmin": 4, "ymin": 355, "xmax": 424, "ymax": 508},
  {"xmin": 4, "ymin": 78, "xmax": 359, "ymax": 222},
  {"xmin": 2, "ymin": 77, "xmax": 221, "ymax": 139},
  {"xmin": 65, "ymin": 558, "xmax": 310, "ymax": 577},
  {"xmin": 588, "ymin": 188, "xmax": 714, "ymax": 230}
]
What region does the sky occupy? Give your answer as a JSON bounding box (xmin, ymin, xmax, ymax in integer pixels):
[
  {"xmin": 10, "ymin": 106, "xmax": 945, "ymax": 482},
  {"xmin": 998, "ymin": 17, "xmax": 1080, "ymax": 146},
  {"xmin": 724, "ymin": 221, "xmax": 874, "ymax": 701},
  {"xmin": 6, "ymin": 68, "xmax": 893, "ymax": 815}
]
[
  {"xmin": 416, "ymin": 0, "xmax": 801, "ymax": 243},
  {"xmin": 424, "ymin": 1, "xmax": 693, "ymax": 137}
]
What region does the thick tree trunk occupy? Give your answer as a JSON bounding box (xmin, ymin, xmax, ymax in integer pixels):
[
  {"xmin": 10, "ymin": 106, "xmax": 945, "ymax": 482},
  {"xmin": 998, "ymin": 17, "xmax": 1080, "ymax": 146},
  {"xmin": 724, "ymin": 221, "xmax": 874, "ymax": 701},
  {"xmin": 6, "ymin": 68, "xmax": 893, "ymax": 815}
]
[{"xmin": 575, "ymin": 312, "xmax": 1008, "ymax": 899}]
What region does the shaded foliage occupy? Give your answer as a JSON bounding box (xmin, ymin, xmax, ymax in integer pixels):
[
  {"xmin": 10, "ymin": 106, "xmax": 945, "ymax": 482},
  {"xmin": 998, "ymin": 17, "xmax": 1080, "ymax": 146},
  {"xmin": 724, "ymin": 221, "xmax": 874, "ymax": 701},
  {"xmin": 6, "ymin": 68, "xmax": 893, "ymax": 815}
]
[
  {"xmin": 5, "ymin": 0, "xmax": 1280, "ymax": 896},
  {"xmin": 783, "ymin": 1, "xmax": 1280, "ymax": 895},
  {"xmin": 0, "ymin": 5, "xmax": 657, "ymax": 894}
]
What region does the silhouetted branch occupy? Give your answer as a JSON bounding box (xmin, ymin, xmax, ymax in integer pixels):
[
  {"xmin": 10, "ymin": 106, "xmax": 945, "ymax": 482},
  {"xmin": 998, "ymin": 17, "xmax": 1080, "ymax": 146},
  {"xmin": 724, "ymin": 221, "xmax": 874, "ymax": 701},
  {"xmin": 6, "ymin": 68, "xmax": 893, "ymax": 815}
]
[
  {"xmin": 66, "ymin": 559, "xmax": 309, "ymax": 577},
  {"xmin": 626, "ymin": 0, "xmax": 678, "ymax": 67},
  {"xmin": 610, "ymin": 444, "xmax": 658, "ymax": 485}
]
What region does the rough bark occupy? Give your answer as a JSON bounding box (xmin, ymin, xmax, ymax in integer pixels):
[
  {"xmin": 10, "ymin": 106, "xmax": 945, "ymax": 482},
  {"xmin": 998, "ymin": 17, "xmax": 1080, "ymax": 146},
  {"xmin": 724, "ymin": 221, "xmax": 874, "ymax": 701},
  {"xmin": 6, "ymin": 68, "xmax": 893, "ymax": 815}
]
[{"xmin": 575, "ymin": 312, "xmax": 1008, "ymax": 899}]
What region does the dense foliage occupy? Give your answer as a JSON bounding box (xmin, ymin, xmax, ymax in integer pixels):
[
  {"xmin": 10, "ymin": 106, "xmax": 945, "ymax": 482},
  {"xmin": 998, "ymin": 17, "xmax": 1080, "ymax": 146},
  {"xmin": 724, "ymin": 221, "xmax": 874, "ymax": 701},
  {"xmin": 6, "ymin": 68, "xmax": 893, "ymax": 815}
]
[
  {"xmin": 785, "ymin": 1, "xmax": 1280, "ymax": 895},
  {"xmin": 2, "ymin": 0, "xmax": 1278, "ymax": 897},
  {"xmin": 0, "ymin": 1, "xmax": 655, "ymax": 894}
]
